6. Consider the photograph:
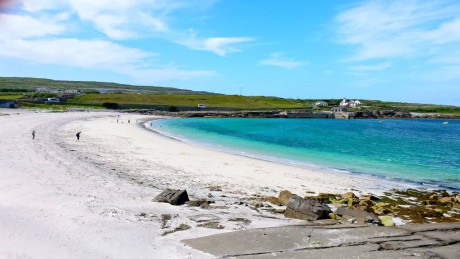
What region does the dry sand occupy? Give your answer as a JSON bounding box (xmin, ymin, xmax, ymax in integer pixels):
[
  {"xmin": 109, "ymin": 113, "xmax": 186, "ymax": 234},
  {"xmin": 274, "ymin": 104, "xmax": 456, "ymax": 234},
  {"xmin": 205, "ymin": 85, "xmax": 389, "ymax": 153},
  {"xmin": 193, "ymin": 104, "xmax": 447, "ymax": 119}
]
[{"xmin": 0, "ymin": 109, "xmax": 412, "ymax": 258}]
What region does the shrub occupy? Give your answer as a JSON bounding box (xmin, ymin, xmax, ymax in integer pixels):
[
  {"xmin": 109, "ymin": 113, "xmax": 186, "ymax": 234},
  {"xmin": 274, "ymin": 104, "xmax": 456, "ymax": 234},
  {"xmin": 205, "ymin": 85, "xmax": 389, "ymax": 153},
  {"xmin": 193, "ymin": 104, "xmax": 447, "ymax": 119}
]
[
  {"xmin": 168, "ymin": 106, "xmax": 179, "ymax": 112},
  {"xmin": 101, "ymin": 102, "xmax": 119, "ymax": 109}
]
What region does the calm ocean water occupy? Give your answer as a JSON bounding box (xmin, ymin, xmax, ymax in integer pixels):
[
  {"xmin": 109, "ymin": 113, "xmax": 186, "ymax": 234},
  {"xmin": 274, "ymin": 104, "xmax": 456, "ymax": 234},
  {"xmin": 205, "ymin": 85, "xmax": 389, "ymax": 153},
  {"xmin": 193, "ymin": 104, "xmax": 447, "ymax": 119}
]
[{"xmin": 151, "ymin": 118, "xmax": 460, "ymax": 191}]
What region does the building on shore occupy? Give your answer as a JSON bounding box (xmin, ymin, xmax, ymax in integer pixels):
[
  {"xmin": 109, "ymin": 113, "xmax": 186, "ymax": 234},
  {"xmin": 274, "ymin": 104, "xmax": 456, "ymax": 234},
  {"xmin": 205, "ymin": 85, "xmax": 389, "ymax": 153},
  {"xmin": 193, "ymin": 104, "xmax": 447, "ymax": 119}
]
[
  {"xmin": 340, "ymin": 98, "xmax": 361, "ymax": 108},
  {"xmin": 315, "ymin": 101, "xmax": 328, "ymax": 107},
  {"xmin": 331, "ymin": 106, "xmax": 355, "ymax": 119}
]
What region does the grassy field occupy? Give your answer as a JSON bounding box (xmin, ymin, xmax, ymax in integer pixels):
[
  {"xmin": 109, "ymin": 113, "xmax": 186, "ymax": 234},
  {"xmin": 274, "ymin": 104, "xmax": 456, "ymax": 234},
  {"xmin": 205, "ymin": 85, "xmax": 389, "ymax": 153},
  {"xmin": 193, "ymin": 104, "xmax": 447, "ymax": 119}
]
[
  {"xmin": 0, "ymin": 94, "xmax": 23, "ymax": 99},
  {"xmin": 1, "ymin": 77, "xmax": 458, "ymax": 113},
  {"xmin": 358, "ymin": 100, "xmax": 460, "ymax": 114},
  {"xmin": 0, "ymin": 77, "xmax": 213, "ymax": 95},
  {"xmin": 68, "ymin": 93, "xmax": 310, "ymax": 109}
]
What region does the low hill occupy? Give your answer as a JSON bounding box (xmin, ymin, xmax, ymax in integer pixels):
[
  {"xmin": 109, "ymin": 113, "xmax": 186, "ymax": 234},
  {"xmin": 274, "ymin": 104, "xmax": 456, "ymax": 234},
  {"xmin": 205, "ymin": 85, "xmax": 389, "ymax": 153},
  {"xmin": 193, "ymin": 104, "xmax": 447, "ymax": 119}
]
[
  {"xmin": 0, "ymin": 77, "xmax": 458, "ymax": 113},
  {"xmin": 0, "ymin": 77, "xmax": 214, "ymax": 95}
]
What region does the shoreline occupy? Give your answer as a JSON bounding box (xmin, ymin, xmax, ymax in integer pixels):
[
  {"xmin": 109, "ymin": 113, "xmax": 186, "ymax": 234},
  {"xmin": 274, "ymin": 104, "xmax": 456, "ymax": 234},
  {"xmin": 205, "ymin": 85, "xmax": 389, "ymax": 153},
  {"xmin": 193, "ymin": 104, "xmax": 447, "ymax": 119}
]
[
  {"xmin": 1, "ymin": 109, "xmax": 458, "ymax": 258},
  {"xmin": 144, "ymin": 117, "xmax": 459, "ymax": 193}
]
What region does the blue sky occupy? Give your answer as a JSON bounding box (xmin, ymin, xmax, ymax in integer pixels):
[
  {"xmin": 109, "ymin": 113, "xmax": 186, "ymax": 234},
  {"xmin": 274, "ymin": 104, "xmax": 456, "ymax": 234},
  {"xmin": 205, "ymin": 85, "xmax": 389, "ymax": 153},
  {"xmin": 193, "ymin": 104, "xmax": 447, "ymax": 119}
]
[{"xmin": 0, "ymin": 0, "xmax": 460, "ymax": 105}]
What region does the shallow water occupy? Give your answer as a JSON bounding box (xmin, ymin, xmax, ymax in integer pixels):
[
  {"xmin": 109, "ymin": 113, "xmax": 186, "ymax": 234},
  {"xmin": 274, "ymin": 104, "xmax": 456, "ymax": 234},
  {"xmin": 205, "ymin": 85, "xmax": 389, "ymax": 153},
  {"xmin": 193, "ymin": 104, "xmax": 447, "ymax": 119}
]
[{"xmin": 151, "ymin": 118, "xmax": 460, "ymax": 191}]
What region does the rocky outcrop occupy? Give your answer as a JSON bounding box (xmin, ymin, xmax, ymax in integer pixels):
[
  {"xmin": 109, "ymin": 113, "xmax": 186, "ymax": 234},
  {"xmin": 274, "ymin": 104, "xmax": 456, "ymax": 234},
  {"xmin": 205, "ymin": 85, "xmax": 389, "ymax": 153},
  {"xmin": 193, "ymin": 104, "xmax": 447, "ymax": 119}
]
[
  {"xmin": 335, "ymin": 207, "xmax": 380, "ymax": 224},
  {"xmin": 278, "ymin": 190, "xmax": 293, "ymax": 206},
  {"xmin": 152, "ymin": 189, "xmax": 190, "ymax": 205},
  {"xmin": 287, "ymin": 189, "xmax": 460, "ymax": 224},
  {"xmin": 354, "ymin": 110, "xmax": 411, "ymax": 118},
  {"xmin": 284, "ymin": 195, "xmax": 332, "ymax": 221}
]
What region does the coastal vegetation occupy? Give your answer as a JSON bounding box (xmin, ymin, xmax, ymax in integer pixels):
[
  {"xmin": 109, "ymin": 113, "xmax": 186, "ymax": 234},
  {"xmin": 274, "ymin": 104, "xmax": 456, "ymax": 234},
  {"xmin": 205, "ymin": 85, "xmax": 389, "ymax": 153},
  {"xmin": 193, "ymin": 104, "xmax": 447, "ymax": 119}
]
[{"xmin": 1, "ymin": 77, "xmax": 459, "ymax": 114}]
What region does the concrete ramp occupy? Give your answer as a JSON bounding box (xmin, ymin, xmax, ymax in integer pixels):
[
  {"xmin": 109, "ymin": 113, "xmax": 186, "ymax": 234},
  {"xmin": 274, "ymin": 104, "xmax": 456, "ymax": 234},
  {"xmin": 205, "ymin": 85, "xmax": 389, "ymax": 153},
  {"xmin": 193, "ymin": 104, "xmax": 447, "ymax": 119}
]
[{"xmin": 183, "ymin": 223, "xmax": 460, "ymax": 258}]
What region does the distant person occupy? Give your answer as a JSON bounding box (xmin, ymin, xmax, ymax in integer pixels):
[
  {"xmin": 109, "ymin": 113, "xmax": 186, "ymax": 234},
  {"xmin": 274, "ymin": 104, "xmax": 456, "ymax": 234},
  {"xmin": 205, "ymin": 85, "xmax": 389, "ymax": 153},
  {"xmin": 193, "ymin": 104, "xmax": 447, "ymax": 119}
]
[
  {"xmin": 76, "ymin": 131, "xmax": 81, "ymax": 141},
  {"xmin": 128, "ymin": 119, "xmax": 130, "ymax": 123},
  {"xmin": 32, "ymin": 130, "xmax": 36, "ymax": 140}
]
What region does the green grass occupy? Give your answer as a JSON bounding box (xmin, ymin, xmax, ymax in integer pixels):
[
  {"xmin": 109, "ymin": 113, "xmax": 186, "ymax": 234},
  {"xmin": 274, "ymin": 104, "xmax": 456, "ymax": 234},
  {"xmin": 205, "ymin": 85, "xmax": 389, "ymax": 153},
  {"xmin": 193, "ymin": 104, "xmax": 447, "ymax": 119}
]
[
  {"xmin": 20, "ymin": 102, "xmax": 102, "ymax": 111},
  {"xmin": 360, "ymin": 100, "xmax": 460, "ymax": 114},
  {"xmin": 0, "ymin": 94, "xmax": 23, "ymax": 99},
  {"xmin": 1, "ymin": 77, "xmax": 458, "ymax": 113},
  {"xmin": 68, "ymin": 93, "xmax": 309, "ymax": 109},
  {"xmin": 0, "ymin": 77, "xmax": 214, "ymax": 95}
]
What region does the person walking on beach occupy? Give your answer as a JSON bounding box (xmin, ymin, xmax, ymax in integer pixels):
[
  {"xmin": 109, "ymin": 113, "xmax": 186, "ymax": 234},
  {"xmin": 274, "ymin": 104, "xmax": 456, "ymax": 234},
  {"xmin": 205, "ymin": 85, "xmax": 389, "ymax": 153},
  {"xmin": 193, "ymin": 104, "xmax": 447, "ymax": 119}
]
[
  {"xmin": 32, "ymin": 130, "xmax": 36, "ymax": 140},
  {"xmin": 76, "ymin": 131, "xmax": 81, "ymax": 142}
]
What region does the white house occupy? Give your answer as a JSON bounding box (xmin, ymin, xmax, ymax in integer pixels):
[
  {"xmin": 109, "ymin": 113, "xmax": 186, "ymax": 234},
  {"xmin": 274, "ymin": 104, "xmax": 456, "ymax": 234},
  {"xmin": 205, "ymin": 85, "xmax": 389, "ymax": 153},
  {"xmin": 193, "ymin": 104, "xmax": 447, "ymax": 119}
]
[
  {"xmin": 315, "ymin": 101, "xmax": 328, "ymax": 107},
  {"xmin": 340, "ymin": 98, "xmax": 350, "ymax": 107},
  {"xmin": 64, "ymin": 89, "xmax": 79, "ymax": 94},
  {"xmin": 340, "ymin": 98, "xmax": 361, "ymax": 108}
]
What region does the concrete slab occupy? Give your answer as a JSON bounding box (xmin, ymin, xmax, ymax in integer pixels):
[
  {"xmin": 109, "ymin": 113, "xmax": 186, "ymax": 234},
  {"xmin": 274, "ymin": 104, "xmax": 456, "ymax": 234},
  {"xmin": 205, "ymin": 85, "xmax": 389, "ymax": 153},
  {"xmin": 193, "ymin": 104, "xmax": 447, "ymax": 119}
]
[
  {"xmin": 379, "ymin": 239, "xmax": 440, "ymax": 250},
  {"xmin": 183, "ymin": 225, "xmax": 409, "ymax": 257},
  {"xmin": 236, "ymin": 244, "xmax": 421, "ymax": 259},
  {"xmin": 418, "ymin": 229, "xmax": 460, "ymax": 243},
  {"xmin": 409, "ymin": 243, "xmax": 460, "ymax": 259},
  {"xmin": 399, "ymin": 222, "xmax": 460, "ymax": 232}
]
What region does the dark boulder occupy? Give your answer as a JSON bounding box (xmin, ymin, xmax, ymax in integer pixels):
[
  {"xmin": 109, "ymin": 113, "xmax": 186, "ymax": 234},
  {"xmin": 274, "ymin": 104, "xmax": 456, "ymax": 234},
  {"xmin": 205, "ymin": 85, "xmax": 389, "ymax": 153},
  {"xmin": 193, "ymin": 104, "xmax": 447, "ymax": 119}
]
[
  {"xmin": 153, "ymin": 189, "xmax": 190, "ymax": 205},
  {"xmin": 284, "ymin": 195, "xmax": 332, "ymax": 221}
]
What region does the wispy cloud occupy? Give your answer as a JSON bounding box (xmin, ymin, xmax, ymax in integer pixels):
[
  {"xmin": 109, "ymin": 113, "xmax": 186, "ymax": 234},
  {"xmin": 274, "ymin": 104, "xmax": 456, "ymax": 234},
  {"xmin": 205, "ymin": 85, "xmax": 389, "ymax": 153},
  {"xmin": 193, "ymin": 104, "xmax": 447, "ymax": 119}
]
[
  {"xmin": 259, "ymin": 53, "xmax": 305, "ymax": 69},
  {"xmin": 0, "ymin": 13, "xmax": 66, "ymax": 39},
  {"xmin": 177, "ymin": 30, "xmax": 255, "ymax": 56},
  {"xmin": 0, "ymin": 0, "xmax": 224, "ymax": 83},
  {"xmin": 351, "ymin": 62, "xmax": 391, "ymax": 71},
  {"xmin": 0, "ymin": 38, "xmax": 151, "ymax": 69},
  {"xmin": 336, "ymin": 0, "xmax": 460, "ymax": 61}
]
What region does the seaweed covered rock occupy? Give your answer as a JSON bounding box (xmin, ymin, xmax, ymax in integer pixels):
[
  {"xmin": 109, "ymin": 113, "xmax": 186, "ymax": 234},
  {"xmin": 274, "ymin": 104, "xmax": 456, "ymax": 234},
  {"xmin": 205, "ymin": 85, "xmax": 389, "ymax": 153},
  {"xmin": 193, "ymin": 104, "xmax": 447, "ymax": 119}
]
[
  {"xmin": 305, "ymin": 193, "xmax": 336, "ymax": 204},
  {"xmin": 379, "ymin": 216, "xmax": 395, "ymax": 227},
  {"xmin": 153, "ymin": 189, "xmax": 190, "ymax": 205},
  {"xmin": 342, "ymin": 192, "xmax": 358, "ymax": 200},
  {"xmin": 284, "ymin": 195, "xmax": 332, "ymax": 221}
]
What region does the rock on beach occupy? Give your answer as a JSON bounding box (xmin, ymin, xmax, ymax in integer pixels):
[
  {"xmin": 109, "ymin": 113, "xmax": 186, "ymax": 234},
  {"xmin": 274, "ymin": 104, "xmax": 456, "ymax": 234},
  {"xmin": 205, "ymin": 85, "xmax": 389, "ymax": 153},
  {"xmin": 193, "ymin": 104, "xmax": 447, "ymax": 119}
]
[
  {"xmin": 284, "ymin": 195, "xmax": 332, "ymax": 221},
  {"xmin": 153, "ymin": 189, "xmax": 190, "ymax": 205}
]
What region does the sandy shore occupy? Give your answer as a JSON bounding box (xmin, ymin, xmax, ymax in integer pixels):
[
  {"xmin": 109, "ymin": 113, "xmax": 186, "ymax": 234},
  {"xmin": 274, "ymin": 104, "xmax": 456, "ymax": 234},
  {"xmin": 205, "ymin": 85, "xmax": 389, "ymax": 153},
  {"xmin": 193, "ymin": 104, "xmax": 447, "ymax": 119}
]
[{"xmin": 0, "ymin": 109, "xmax": 412, "ymax": 258}]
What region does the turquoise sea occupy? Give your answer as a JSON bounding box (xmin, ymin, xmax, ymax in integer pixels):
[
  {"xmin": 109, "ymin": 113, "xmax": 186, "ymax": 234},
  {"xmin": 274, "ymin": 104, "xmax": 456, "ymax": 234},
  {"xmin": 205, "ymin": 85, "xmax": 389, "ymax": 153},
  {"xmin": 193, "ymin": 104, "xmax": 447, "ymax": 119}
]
[{"xmin": 150, "ymin": 118, "xmax": 460, "ymax": 191}]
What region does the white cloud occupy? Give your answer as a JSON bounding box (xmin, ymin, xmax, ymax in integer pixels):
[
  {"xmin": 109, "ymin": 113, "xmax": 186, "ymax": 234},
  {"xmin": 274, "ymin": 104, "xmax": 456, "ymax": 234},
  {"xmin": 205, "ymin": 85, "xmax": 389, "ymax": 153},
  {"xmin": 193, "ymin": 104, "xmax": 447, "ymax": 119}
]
[
  {"xmin": 336, "ymin": 0, "xmax": 460, "ymax": 61},
  {"xmin": 0, "ymin": 14, "xmax": 66, "ymax": 39},
  {"xmin": 0, "ymin": 38, "xmax": 151, "ymax": 69},
  {"xmin": 21, "ymin": 0, "xmax": 66, "ymax": 12},
  {"xmin": 17, "ymin": 0, "xmax": 250, "ymax": 56},
  {"xmin": 177, "ymin": 31, "xmax": 254, "ymax": 56},
  {"xmin": 259, "ymin": 53, "xmax": 305, "ymax": 69},
  {"xmin": 67, "ymin": 0, "xmax": 170, "ymax": 40},
  {"xmin": 0, "ymin": 0, "xmax": 230, "ymax": 83},
  {"xmin": 351, "ymin": 62, "xmax": 391, "ymax": 71},
  {"xmin": 0, "ymin": 38, "xmax": 214, "ymax": 83},
  {"xmin": 203, "ymin": 37, "xmax": 254, "ymax": 56}
]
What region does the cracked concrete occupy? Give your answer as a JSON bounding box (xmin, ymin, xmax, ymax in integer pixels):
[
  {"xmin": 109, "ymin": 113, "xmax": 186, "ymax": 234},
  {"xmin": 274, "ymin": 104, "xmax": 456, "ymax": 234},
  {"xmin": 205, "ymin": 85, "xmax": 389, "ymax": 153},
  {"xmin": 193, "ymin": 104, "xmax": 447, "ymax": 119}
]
[{"xmin": 183, "ymin": 222, "xmax": 460, "ymax": 258}]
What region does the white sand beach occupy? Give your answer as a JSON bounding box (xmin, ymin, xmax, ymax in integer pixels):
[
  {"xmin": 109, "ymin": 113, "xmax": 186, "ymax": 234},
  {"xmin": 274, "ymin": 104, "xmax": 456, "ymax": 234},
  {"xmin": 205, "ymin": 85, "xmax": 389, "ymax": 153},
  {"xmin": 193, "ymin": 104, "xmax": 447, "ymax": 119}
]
[{"xmin": 0, "ymin": 110, "xmax": 412, "ymax": 258}]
